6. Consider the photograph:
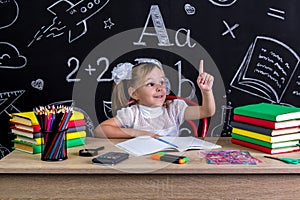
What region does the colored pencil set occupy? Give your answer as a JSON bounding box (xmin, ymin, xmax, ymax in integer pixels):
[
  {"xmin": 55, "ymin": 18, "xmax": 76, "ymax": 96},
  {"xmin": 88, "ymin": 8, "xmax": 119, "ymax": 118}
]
[{"xmin": 33, "ymin": 105, "xmax": 73, "ymax": 161}]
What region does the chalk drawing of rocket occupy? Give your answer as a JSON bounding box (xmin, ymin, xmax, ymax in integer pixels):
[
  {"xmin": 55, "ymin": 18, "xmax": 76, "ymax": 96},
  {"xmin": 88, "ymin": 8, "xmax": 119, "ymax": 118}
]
[{"xmin": 28, "ymin": 0, "xmax": 110, "ymax": 46}]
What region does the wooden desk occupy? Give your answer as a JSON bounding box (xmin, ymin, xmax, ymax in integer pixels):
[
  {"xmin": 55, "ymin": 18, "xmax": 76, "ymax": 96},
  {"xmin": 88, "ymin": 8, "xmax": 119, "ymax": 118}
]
[{"xmin": 1, "ymin": 137, "xmax": 300, "ymax": 199}]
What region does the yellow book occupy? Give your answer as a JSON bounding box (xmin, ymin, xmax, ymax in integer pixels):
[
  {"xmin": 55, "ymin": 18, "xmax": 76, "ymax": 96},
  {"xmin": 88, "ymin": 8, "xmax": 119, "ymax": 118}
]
[
  {"xmin": 70, "ymin": 110, "xmax": 84, "ymax": 121},
  {"xmin": 10, "ymin": 111, "xmax": 39, "ymax": 126},
  {"xmin": 15, "ymin": 131, "xmax": 86, "ymax": 145},
  {"xmin": 232, "ymin": 127, "xmax": 300, "ymax": 143},
  {"xmin": 13, "ymin": 137, "xmax": 86, "ymax": 154},
  {"xmin": 67, "ymin": 130, "xmax": 86, "ymax": 140},
  {"xmin": 10, "ymin": 110, "xmax": 84, "ymax": 125}
]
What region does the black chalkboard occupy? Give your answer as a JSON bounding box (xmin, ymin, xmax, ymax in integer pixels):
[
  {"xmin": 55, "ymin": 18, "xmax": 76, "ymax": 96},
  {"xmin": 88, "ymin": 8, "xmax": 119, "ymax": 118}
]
[{"xmin": 1, "ymin": 0, "xmax": 300, "ymax": 155}]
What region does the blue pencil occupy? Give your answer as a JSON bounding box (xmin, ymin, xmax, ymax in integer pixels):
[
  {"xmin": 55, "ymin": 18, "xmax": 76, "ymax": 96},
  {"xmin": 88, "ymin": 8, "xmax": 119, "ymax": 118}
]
[{"xmin": 156, "ymin": 138, "xmax": 179, "ymax": 148}]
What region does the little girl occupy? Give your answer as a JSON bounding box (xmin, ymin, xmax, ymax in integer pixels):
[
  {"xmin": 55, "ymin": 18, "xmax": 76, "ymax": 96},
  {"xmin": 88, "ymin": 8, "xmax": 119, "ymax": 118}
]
[{"xmin": 94, "ymin": 58, "xmax": 215, "ymax": 138}]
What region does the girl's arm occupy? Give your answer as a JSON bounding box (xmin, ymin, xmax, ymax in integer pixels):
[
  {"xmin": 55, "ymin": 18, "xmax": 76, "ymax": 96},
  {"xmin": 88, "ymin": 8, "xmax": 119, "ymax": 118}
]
[
  {"xmin": 184, "ymin": 60, "xmax": 216, "ymax": 120},
  {"xmin": 94, "ymin": 117, "xmax": 159, "ymax": 138}
]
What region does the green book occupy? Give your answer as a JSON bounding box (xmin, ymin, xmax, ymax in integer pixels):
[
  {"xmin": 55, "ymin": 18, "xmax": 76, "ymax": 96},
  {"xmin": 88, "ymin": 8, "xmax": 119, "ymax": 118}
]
[
  {"xmin": 233, "ymin": 103, "xmax": 300, "ymax": 122},
  {"xmin": 231, "ymin": 133, "xmax": 300, "ymax": 149},
  {"xmin": 12, "ymin": 137, "xmax": 86, "ymax": 154},
  {"xmin": 13, "ymin": 142, "xmax": 42, "ymax": 154}
]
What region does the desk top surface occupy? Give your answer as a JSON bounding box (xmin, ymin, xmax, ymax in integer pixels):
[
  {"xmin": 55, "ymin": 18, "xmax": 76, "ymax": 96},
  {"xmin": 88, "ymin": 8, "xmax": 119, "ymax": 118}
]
[{"xmin": 1, "ymin": 137, "xmax": 300, "ymax": 174}]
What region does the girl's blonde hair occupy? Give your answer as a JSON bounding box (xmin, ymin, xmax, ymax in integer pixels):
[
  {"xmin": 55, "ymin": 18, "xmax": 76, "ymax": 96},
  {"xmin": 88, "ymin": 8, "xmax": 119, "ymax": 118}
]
[{"xmin": 111, "ymin": 63, "xmax": 164, "ymax": 115}]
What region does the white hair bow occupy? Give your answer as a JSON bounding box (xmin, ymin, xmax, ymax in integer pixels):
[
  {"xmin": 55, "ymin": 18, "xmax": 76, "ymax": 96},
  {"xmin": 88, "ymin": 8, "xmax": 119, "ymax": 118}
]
[
  {"xmin": 111, "ymin": 62, "xmax": 134, "ymax": 84},
  {"xmin": 111, "ymin": 58, "xmax": 163, "ymax": 85}
]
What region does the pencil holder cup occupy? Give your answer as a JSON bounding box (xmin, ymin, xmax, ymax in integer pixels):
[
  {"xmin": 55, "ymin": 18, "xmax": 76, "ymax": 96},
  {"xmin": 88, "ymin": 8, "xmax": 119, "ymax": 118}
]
[{"xmin": 41, "ymin": 129, "xmax": 68, "ymax": 161}]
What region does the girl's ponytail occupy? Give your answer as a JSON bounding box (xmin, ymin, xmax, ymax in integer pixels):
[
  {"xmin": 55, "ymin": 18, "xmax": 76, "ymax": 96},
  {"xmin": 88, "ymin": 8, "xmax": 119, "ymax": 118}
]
[{"xmin": 111, "ymin": 81, "xmax": 130, "ymax": 116}]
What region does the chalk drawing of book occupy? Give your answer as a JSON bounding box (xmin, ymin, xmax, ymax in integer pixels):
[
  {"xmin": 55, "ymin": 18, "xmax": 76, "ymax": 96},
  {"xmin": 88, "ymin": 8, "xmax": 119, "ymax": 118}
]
[{"xmin": 230, "ymin": 36, "xmax": 300, "ymax": 103}]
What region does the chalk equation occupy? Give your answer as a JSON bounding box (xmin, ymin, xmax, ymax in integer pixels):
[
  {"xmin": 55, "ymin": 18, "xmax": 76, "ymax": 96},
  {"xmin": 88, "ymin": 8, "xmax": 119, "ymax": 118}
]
[
  {"xmin": 66, "ymin": 56, "xmax": 196, "ymax": 100},
  {"xmin": 230, "ymin": 36, "xmax": 300, "ymax": 104}
]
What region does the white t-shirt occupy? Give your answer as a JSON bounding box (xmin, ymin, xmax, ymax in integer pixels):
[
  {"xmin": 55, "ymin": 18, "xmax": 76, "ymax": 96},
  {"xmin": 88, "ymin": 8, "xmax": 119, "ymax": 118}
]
[{"xmin": 116, "ymin": 99, "xmax": 188, "ymax": 136}]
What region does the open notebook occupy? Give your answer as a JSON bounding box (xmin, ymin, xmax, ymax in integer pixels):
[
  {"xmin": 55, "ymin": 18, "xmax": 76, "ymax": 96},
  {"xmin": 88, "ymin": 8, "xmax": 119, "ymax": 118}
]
[{"xmin": 115, "ymin": 136, "xmax": 221, "ymax": 156}]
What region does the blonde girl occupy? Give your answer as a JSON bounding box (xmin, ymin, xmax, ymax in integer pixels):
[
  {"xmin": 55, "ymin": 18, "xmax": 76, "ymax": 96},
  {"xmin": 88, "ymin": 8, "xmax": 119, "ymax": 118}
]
[{"xmin": 94, "ymin": 58, "xmax": 215, "ymax": 138}]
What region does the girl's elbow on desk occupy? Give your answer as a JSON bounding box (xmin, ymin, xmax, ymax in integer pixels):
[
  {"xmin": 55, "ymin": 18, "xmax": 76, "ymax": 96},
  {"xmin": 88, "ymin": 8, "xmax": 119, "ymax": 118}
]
[{"xmin": 94, "ymin": 123, "xmax": 135, "ymax": 139}]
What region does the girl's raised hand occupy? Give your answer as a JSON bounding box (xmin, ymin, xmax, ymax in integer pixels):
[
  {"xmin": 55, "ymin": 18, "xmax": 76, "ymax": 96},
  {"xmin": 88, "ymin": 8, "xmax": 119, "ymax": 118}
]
[{"xmin": 197, "ymin": 60, "xmax": 214, "ymax": 92}]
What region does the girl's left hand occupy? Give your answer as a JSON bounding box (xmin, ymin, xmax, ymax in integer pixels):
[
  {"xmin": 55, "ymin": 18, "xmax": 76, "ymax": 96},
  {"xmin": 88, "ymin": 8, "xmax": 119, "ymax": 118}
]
[{"xmin": 197, "ymin": 60, "xmax": 214, "ymax": 92}]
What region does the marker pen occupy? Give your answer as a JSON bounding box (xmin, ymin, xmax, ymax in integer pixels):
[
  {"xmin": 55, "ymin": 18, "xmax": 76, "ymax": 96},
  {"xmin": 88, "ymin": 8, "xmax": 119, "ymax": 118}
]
[{"xmin": 151, "ymin": 152, "xmax": 188, "ymax": 164}]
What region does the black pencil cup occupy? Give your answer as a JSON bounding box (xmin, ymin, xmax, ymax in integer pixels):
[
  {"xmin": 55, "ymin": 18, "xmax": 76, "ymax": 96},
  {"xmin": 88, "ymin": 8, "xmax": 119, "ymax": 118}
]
[{"xmin": 41, "ymin": 129, "xmax": 68, "ymax": 161}]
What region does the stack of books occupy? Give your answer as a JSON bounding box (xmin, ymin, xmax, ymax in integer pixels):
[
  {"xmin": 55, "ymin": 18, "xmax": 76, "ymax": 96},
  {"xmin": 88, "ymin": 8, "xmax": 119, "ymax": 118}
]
[
  {"xmin": 10, "ymin": 110, "xmax": 86, "ymax": 154},
  {"xmin": 231, "ymin": 102, "xmax": 300, "ymax": 154}
]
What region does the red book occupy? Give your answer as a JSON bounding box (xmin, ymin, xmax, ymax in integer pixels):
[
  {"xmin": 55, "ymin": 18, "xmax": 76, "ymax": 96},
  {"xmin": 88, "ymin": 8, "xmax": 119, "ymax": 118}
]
[
  {"xmin": 231, "ymin": 138, "xmax": 300, "ymax": 154},
  {"xmin": 233, "ymin": 114, "xmax": 300, "ymax": 129},
  {"xmin": 68, "ymin": 119, "xmax": 86, "ymax": 128},
  {"xmin": 12, "ymin": 119, "xmax": 86, "ymax": 131},
  {"xmin": 10, "ymin": 122, "xmax": 41, "ymax": 132}
]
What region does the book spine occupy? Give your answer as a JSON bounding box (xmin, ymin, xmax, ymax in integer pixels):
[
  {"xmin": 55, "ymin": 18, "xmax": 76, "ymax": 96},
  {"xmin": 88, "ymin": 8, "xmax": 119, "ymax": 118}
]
[
  {"xmin": 12, "ymin": 137, "xmax": 86, "ymax": 152},
  {"xmin": 231, "ymin": 133, "xmax": 273, "ymax": 148},
  {"xmin": 13, "ymin": 131, "xmax": 87, "ymax": 145},
  {"xmin": 232, "ymin": 133, "xmax": 300, "ymax": 149},
  {"xmin": 11, "ymin": 111, "xmax": 40, "ymax": 125},
  {"xmin": 232, "ymin": 127, "xmax": 272, "ymax": 142},
  {"xmin": 67, "ymin": 131, "xmax": 87, "ymax": 140},
  {"xmin": 233, "ymin": 127, "xmax": 300, "ymax": 143},
  {"xmin": 13, "ymin": 143, "xmax": 42, "ymax": 154},
  {"xmin": 67, "ymin": 126, "xmax": 86, "ymax": 133},
  {"xmin": 66, "ymin": 137, "xmax": 85, "ymax": 147},
  {"xmin": 231, "ymin": 138, "xmax": 272, "ymax": 154},
  {"xmin": 233, "ymin": 115, "xmax": 276, "ymax": 129},
  {"xmin": 16, "ymin": 136, "xmax": 42, "ymax": 145},
  {"xmin": 230, "ymin": 121, "xmax": 273, "ymax": 136},
  {"xmin": 13, "ymin": 147, "xmax": 41, "ymax": 154},
  {"xmin": 69, "ymin": 111, "xmax": 85, "ymax": 121},
  {"xmin": 11, "ymin": 130, "xmax": 42, "ymax": 139},
  {"xmin": 68, "ymin": 119, "xmax": 86, "ymax": 128},
  {"xmin": 231, "ymin": 138, "xmax": 300, "ymax": 154}
]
